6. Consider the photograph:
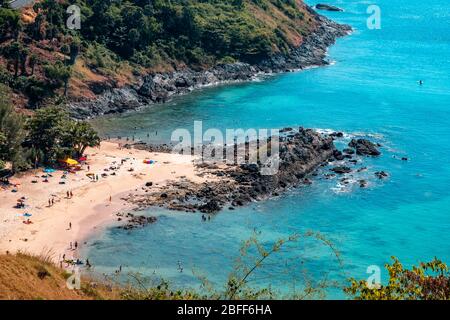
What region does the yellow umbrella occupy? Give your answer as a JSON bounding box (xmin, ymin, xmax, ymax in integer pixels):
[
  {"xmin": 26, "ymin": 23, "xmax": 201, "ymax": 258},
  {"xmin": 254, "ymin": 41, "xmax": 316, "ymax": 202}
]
[{"xmin": 65, "ymin": 158, "xmax": 79, "ymax": 166}]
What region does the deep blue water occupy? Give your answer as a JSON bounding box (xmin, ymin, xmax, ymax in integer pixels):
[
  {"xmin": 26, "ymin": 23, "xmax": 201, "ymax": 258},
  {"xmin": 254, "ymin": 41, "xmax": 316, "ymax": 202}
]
[{"xmin": 84, "ymin": 1, "xmax": 450, "ymax": 299}]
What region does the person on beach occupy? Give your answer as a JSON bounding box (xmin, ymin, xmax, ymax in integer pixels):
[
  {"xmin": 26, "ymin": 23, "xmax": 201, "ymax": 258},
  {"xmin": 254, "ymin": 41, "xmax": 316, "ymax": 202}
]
[
  {"xmin": 70, "ymin": 242, "xmax": 73, "ymax": 250},
  {"xmin": 109, "ymin": 195, "xmax": 112, "ymax": 203},
  {"xmin": 70, "ymin": 191, "xmax": 73, "ymax": 198},
  {"xmin": 74, "ymin": 241, "xmax": 78, "ymax": 250},
  {"xmin": 66, "ymin": 191, "xmax": 70, "ymax": 199},
  {"xmin": 51, "ymin": 198, "xmax": 54, "ymax": 206},
  {"xmin": 48, "ymin": 199, "xmax": 51, "ymax": 207},
  {"xmin": 69, "ymin": 222, "xmax": 72, "ymax": 230}
]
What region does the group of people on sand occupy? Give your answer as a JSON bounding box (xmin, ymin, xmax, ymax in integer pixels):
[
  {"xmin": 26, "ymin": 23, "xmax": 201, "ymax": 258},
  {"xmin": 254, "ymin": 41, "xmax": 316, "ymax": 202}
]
[
  {"xmin": 60, "ymin": 239, "xmax": 93, "ymax": 268},
  {"xmin": 48, "ymin": 197, "xmax": 56, "ymax": 207},
  {"xmin": 60, "ymin": 253, "xmax": 92, "ymax": 269}
]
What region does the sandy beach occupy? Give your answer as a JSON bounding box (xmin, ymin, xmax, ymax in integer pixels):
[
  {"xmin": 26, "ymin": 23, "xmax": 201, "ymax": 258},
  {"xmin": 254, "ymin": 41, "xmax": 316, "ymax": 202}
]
[{"xmin": 0, "ymin": 141, "xmax": 212, "ymax": 263}]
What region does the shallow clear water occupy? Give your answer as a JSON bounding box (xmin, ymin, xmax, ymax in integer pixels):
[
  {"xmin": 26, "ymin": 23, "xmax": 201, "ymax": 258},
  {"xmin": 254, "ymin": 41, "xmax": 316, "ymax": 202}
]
[{"xmin": 85, "ymin": 0, "xmax": 450, "ymax": 298}]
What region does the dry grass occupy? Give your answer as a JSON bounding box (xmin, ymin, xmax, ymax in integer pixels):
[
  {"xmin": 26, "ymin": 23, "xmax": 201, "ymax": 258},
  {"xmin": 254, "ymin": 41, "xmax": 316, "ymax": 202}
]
[
  {"xmin": 0, "ymin": 252, "xmax": 120, "ymax": 300},
  {"xmin": 247, "ymin": 0, "xmax": 317, "ymax": 51}
]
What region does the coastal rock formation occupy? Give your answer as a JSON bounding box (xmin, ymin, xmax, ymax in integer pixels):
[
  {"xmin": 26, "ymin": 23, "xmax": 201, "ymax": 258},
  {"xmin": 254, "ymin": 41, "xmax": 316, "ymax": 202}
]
[
  {"xmin": 126, "ymin": 128, "xmax": 336, "ymax": 214},
  {"xmin": 67, "ymin": 13, "xmax": 351, "ymax": 119},
  {"xmin": 315, "ymin": 4, "xmax": 344, "ymax": 12},
  {"xmin": 349, "ymin": 139, "xmax": 381, "ymax": 156},
  {"xmin": 375, "ymin": 171, "xmax": 389, "ymax": 180},
  {"xmin": 117, "ymin": 213, "xmax": 157, "ymax": 230},
  {"xmin": 331, "ymin": 166, "xmax": 352, "ymax": 174}
]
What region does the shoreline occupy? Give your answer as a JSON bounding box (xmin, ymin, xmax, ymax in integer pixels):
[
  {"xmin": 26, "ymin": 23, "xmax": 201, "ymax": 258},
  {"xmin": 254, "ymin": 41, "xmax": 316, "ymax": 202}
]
[
  {"xmin": 68, "ymin": 15, "xmax": 352, "ymax": 120},
  {"xmin": 0, "ymin": 130, "xmax": 383, "ymax": 266},
  {"xmin": 0, "ymin": 141, "xmax": 217, "ymax": 263}
]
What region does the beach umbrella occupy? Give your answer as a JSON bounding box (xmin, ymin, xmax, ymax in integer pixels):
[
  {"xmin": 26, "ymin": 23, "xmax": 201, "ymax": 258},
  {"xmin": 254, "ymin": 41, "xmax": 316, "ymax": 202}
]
[{"xmin": 64, "ymin": 158, "xmax": 79, "ymax": 166}]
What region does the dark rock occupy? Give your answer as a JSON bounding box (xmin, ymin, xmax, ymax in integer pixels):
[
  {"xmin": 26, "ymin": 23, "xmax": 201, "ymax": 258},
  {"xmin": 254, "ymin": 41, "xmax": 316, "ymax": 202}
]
[
  {"xmin": 315, "ymin": 4, "xmax": 344, "ymax": 12},
  {"xmin": 333, "ymin": 150, "xmax": 345, "ymax": 161},
  {"xmin": 349, "ymin": 139, "xmax": 381, "ymax": 156},
  {"xmin": 119, "ymin": 215, "xmax": 157, "ymax": 230},
  {"xmin": 375, "ymin": 171, "xmax": 389, "ymax": 179},
  {"xmin": 331, "ymin": 166, "xmax": 352, "ymax": 174},
  {"xmin": 199, "ymin": 200, "xmax": 222, "ymax": 213},
  {"xmin": 330, "ymin": 132, "xmax": 344, "ymax": 138},
  {"xmin": 343, "ymin": 148, "xmax": 355, "ymax": 155}
]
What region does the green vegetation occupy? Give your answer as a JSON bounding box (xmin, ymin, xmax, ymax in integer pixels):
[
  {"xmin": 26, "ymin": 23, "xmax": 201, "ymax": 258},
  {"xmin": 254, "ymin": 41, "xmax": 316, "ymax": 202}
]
[
  {"xmin": 0, "ymin": 86, "xmax": 99, "ymax": 172},
  {"xmin": 118, "ymin": 231, "xmax": 342, "ymax": 300},
  {"xmin": 0, "ymin": 0, "xmax": 316, "ymax": 107},
  {"xmin": 1, "ymin": 231, "xmax": 449, "ymax": 300},
  {"xmin": 0, "ymin": 85, "xmax": 26, "ymax": 171},
  {"xmin": 345, "ymin": 257, "xmax": 450, "ymax": 300}
]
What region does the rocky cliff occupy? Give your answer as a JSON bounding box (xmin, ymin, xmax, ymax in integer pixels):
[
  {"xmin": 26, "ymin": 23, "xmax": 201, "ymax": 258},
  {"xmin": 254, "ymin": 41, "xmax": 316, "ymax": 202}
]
[{"xmin": 68, "ymin": 13, "xmax": 351, "ymax": 119}]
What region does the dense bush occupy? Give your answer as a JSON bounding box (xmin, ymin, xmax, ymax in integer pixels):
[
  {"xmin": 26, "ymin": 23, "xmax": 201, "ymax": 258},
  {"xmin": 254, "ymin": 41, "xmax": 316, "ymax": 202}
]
[{"xmin": 345, "ymin": 257, "xmax": 450, "ymax": 300}]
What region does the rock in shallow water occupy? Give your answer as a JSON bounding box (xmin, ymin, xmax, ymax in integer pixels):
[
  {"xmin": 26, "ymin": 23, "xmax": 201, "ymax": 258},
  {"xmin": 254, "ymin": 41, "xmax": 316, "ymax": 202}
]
[
  {"xmin": 331, "ymin": 166, "xmax": 352, "ymax": 174},
  {"xmin": 315, "ymin": 4, "xmax": 344, "ymax": 12},
  {"xmin": 349, "ymin": 139, "xmax": 381, "ymax": 156}
]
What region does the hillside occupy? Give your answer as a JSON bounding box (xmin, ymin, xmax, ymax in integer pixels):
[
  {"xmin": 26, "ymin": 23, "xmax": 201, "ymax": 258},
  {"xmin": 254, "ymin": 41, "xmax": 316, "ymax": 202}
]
[
  {"xmin": 0, "ymin": 0, "xmax": 349, "ymax": 114},
  {"xmin": 0, "ymin": 253, "xmax": 120, "ymax": 300}
]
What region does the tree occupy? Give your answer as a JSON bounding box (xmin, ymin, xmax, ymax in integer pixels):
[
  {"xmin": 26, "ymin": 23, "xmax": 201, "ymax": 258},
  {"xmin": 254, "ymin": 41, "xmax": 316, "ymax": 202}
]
[
  {"xmin": 26, "ymin": 106, "xmax": 101, "ymax": 163},
  {"xmin": 0, "ymin": 85, "xmax": 26, "ymax": 172},
  {"xmin": 0, "ymin": 7, "xmax": 21, "ymax": 41},
  {"xmin": 25, "ymin": 106, "xmax": 69, "ymax": 164},
  {"xmin": 64, "ymin": 121, "xmax": 100, "ymax": 158},
  {"xmin": 3, "ymin": 42, "xmax": 21, "ymax": 77},
  {"xmin": 44, "ymin": 61, "xmax": 71, "ymax": 96},
  {"xmin": 29, "ymin": 54, "xmax": 38, "ymax": 75},
  {"xmin": 345, "ymin": 257, "xmax": 450, "ymax": 300},
  {"xmin": 69, "ymin": 37, "xmax": 81, "ymax": 65},
  {"xmin": 19, "ymin": 47, "xmax": 29, "ymax": 75}
]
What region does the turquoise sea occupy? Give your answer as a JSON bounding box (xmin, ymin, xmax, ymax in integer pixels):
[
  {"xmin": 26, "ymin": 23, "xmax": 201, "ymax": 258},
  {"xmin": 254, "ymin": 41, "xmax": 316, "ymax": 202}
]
[{"xmin": 84, "ymin": 0, "xmax": 450, "ymax": 298}]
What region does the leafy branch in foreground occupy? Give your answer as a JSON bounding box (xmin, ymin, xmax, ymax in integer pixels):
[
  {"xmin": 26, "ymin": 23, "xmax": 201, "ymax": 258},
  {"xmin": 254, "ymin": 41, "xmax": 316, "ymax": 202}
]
[
  {"xmin": 119, "ymin": 231, "xmax": 343, "ymax": 300},
  {"xmin": 345, "ymin": 257, "xmax": 450, "ymax": 300}
]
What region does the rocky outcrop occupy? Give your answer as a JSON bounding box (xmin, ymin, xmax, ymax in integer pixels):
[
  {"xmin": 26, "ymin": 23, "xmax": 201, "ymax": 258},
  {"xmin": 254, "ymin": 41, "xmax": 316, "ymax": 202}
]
[
  {"xmin": 315, "ymin": 4, "xmax": 344, "ymax": 12},
  {"xmin": 126, "ymin": 128, "xmax": 337, "ymax": 214},
  {"xmin": 122, "ymin": 130, "xmax": 386, "ymax": 216},
  {"xmin": 67, "ymin": 11, "xmax": 351, "ymax": 119},
  {"xmin": 348, "ymin": 139, "xmax": 381, "ymax": 156},
  {"xmin": 117, "ymin": 212, "xmax": 157, "ymax": 230}
]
